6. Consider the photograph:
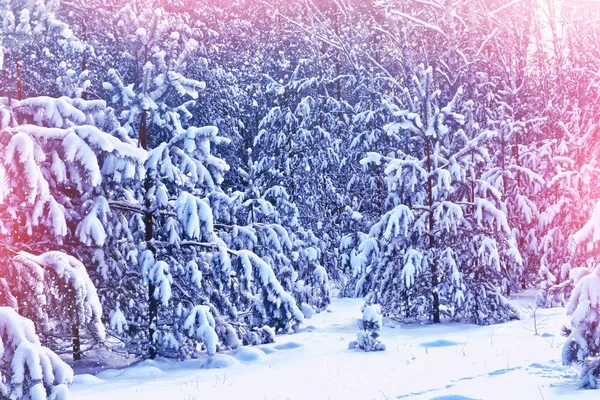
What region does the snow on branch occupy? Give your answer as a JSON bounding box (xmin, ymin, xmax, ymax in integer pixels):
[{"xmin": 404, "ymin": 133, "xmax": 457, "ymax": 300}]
[
  {"xmin": 0, "ymin": 307, "xmax": 73, "ymax": 400},
  {"xmin": 433, "ymin": 201, "xmax": 464, "ymax": 234},
  {"xmin": 12, "ymin": 251, "xmax": 106, "ymax": 343},
  {"xmin": 175, "ymin": 192, "xmax": 215, "ymax": 242},
  {"xmin": 474, "ymin": 198, "xmax": 510, "ymax": 234},
  {"xmin": 573, "ymin": 200, "xmax": 600, "ymax": 246},
  {"xmin": 183, "ymin": 305, "xmax": 218, "ymax": 355},
  {"xmin": 235, "ymin": 250, "xmax": 304, "ymax": 328},
  {"xmin": 402, "ymin": 249, "xmax": 424, "ymax": 288},
  {"xmin": 76, "ymin": 197, "xmax": 110, "ymax": 246},
  {"xmin": 371, "ymin": 204, "xmax": 415, "ymax": 240}
]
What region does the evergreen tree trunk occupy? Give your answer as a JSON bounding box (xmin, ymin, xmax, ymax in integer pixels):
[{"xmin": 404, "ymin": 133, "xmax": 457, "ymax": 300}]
[
  {"xmin": 134, "ymin": 49, "xmax": 139, "ymax": 91},
  {"xmin": 515, "ymin": 130, "xmax": 521, "ymax": 189},
  {"xmin": 82, "ymin": 27, "xmax": 88, "ymax": 101},
  {"xmin": 139, "ymin": 109, "xmax": 157, "ymax": 359},
  {"xmin": 501, "ymin": 127, "xmax": 507, "ymax": 194},
  {"xmin": 5, "ymin": 52, "xmax": 12, "ymax": 108},
  {"xmin": 72, "ymin": 325, "xmax": 81, "ymax": 361},
  {"xmin": 425, "ymin": 136, "xmax": 440, "ymax": 323},
  {"xmin": 15, "ymin": 56, "xmax": 22, "ymax": 100}
]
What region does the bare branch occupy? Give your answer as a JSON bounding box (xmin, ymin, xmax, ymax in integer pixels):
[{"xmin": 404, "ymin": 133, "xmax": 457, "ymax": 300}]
[
  {"xmin": 487, "ymin": 0, "xmax": 525, "ymax": 16},
  {"xmin": 389, "ymin": 11, "xmax": 447, "ymax": 37}
]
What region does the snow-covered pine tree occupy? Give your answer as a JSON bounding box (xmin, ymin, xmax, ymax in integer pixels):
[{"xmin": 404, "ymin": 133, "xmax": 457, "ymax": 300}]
[
  {"xmin": 562, "ymin": 268, "xmax": 600, "ymax": 388},
  {"xmin": 536, "ymin": 103, "xmax": 600, "ymax": 303},
  {"xmin": 536, "ymin": 264, "xmax": 574, "ymax": 308},
  {"xmin": 0, "ymin": 307, "xmax": 73, "ymax": 400},
  {"xmin": 0, "ymin": 0, "xmax": 84, "ymax": 100},
  {"xmin": 0, "ymin": 94, "xmax": 145, "ymax": 249},
  {"xmin": 221, "ymin": 183, "xmax": 331, "ymax": 316},
  {"xmin": 562, "ymin": 208, "xmax": 600, "ymax": 388},
  {"xmin": 97, "ymin": 5, "xmax": 305, "ymax": 358},
  {"xmin": 446, "ymin": 2, "xmax": 542, "ymax": 293},
  {"xmin": 91, "ymin": 6, "xmax": 209, "ymax": 358},
  {"xmin": 141, "ymin": 126, "xmax": 307, "ymax": 354},
  {"xmin": 356, "ymin": 64, "xmax": 520, "ymax": 324},
  {"xmin": 465, "ymin": 95, "xmax": 543, "ymax": 295},
  {"xmin": 247, "ymin": 1, "xmax": 364, "ymax": 279},
  {"xmin": 252, "ymin": 57, "xmax": 343, "ymax": 233},
  {"xmin": 0, "ymin": 94, "xmax": 145, "ymax": 361},
  {"xmin": 338, "ymin": 64, "xmax": 396, "ymax": 293}
]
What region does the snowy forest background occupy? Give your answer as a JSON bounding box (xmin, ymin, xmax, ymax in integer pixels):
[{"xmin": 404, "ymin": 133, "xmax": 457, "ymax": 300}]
[{"xmin": 3, "ymin": 0, "xmax": 600, "ymax": 398}]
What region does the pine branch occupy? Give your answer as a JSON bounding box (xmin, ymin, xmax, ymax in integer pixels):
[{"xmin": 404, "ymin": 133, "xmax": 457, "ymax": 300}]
[
  {"xmin": 108, "ymin": 200, "xmax": 176, "ymax": 217},
  {"xmin": 0, "ymin": 244, "xmax": 19, "ymax": 257}
]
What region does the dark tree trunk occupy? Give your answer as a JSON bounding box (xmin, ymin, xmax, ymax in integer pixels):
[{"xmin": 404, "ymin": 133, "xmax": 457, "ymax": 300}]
[
  {"xmin": 6, "ymin": 51, "xmax": 12, "ymax": 108},
  {"xmin": 15, "ymin": 55, "xmax": 23, "ymax": 100},
  {"xmin": 139, "ymin": 109, "xmax": 158, "ymax": 359},
  {"xmin": 425, "ymin": 136, "xmax": 440, "ymax": 324},
  {"xmin": 73, "ymin": 325, "xmax": 81, "ymax": 361},
  {"xmin": 82, "ymin": 26, "xmax": 88, "ymax": 101}
]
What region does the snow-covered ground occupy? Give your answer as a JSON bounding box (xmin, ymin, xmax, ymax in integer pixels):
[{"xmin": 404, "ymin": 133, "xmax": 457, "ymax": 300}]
[{"xmin": 71, "ymin": 291, "xmax": 589, "ymax": 399}]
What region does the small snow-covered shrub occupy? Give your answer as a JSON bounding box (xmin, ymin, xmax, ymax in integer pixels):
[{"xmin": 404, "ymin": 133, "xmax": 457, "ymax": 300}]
[
  {"xmin": 562, "ymin": 265, "xmax": 600, "ymax": 388},
  {"xmin": 536, "ymin": 264, "xmax": 575, "ymax": 308},
  {"xmin": 536, "ymin": 265, "xmax": 558, "ymax": 308},
  {"xmin": 349, "ymin": 304, "xmax": 385, "ymax": 352},
  {"xmin": 0, "ymin": 307, "xmax": 73, "ymax": 400}
]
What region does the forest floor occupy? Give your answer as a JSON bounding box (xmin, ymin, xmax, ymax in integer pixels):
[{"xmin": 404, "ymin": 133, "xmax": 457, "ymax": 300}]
[{"xmin": 70, "ymin": 290, "xmax": 590, "ymax": 399}]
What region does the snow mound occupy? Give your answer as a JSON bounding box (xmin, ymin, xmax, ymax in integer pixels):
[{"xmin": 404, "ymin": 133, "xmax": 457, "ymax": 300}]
[
  {"xmin": 95, "ymin": 369, "xmax": 124, "ymax": 379},
  {"xmin": 301, "ymin": 303, "xmax": 314, "ymax": 319},
  {"xmin": 300, "ymin": 325, "xmax": 317, "ymax": 332},
  {"xmin": 232, "ymin": 347, "xmax": 265, "ymax": 363},
  {"xmin": 274, "ymin": 342, "xmax": 303, "ymax": 350},
  {"xmin": 119, "ymin": 365, "xmax": 164, "ymax": 380},
  {"xmin": 73, "ymin": 374, "xmax": 104, "ymax": 385},
  {"xmin": 202, "ymin": 354, "xmax": 238, "ymax": 369}
]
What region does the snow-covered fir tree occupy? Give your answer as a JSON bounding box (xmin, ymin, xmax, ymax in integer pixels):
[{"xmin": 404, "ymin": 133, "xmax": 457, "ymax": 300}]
[
  {"xmin": 562, "ymin": 261, "xmax": 600, "ymax": 388},
  {"xmin": 559, "ymin": 177, "xmax": 600, "ymax": 386},
  {"xmin": 355, "ymin": 65, "xmax": 520, "ymax": 324},
  {"xmin": 0, "ymin": 93, "xmax": 144, "ymax": 361},
  {"xmin": 536, "ymin": 103, "xmax": 600, "ymax": 303},
  {"xmin": 93, "ymin": 4, "xmax": 308, "ymax": 358},
  {"xmin": 0, "ymin": 0, "xmax": 86, "ymax": 100},
  {"xmin": 222, "ymin": 182, "xmax": 331, "ymax": 316},
  {"xmin": 141, "ymin": 123, "xmax": 305, "ymax": 356},
  {"xmin": 349, "ymin": 303, "xmax": 385, "ymax": 352}
]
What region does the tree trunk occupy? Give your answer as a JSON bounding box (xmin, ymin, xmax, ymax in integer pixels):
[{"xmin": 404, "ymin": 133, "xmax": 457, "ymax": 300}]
[
  {"xmin": 15, "ymin": 55, "xmax": 22, "ymax": 101},
  {"xmin": 139, "ymin": 109, "xmax": 158, "ymax": 359},
  {"xmin": 515, "ymin": 130, "xmax": 521, "ymax": 189},
  {"xmin": 5, "ymin": 51, "xmax": 12, "ymax": 108},
  {"xmin": 82, "ymin": 26, "xmax": 88, "ymax": 101},
  {"xmin": 425, "ymin": 136, "xmax": 440, "ymax": 324},
  {"xmin": 135, "ymin": 49, "xmax": 139, "ymax": 91},
  {"xmin": 72, "ymin": 325, "xmax": 81, "ymax": 361}
]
